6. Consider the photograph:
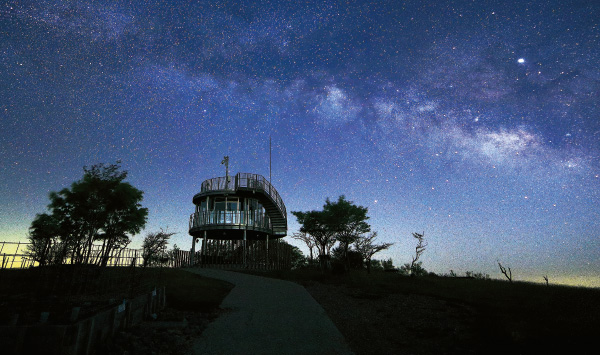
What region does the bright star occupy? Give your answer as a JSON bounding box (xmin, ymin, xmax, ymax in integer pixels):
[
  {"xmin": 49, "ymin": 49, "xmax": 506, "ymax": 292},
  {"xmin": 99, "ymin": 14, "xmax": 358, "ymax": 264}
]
[{"xmin": 517, "ymin": 58, "xmax": 525, "ymax": 64}]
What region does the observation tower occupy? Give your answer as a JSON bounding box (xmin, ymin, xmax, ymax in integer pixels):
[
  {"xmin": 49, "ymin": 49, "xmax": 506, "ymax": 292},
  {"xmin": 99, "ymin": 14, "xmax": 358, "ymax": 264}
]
[{"xmin": 188, "ymin": 157, "xmax": 288, "ymax": 267}]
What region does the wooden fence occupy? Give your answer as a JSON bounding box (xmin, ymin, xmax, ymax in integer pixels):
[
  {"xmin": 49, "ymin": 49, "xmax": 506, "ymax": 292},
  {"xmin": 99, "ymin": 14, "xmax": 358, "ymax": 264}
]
[
  {"xmin": 1, "ymin": 239, "xmax": 293, "ymax": 270},
  {"xmin": 0, "ymin": 241, "xmax": 143, "ymax": 269},
  {"xmin": 168, "ymin": 239, "xmax": 292, "ymax": 270}
]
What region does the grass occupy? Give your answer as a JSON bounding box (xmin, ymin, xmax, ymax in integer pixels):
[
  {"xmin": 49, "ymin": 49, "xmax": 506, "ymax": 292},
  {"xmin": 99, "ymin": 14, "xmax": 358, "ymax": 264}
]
[
  {"xmin": 240, "ymin": 268, "xmax": 600, "ymax": 354},
  {"xmin": 159, "ymin": 268, "xmax": 233, "ymax": 311},
  {"xmin": 0, "ymin": 267, "xmax": 233, "ymax": 325}
]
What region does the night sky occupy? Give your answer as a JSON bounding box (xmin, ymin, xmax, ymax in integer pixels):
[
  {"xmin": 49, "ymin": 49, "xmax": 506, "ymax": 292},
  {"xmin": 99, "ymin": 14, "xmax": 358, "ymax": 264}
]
[{"xmin": 1, "ymin": 0, "xmax": 599, "ymax": 287}]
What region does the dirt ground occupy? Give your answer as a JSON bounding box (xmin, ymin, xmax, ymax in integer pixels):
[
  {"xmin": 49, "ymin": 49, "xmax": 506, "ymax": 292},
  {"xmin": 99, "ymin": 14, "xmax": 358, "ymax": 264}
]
[
  {"xmin": 100, "ymin": 306, "xmax": 228, "ymax": 355},
  {"xmin": 305, "ymin": 282, "xmax": 478, "ymax": 355}
]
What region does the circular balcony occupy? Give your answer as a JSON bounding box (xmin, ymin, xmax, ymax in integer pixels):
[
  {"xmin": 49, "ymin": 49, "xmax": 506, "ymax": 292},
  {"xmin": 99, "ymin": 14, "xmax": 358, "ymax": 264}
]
[{"xmin": 189, "ymin": 173, "xmax": 287, "ymax": 240}]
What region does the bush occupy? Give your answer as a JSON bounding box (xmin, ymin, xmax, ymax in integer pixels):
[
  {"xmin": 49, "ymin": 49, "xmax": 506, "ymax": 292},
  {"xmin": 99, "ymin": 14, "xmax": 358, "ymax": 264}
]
[{"xmin": 400, "ymin": 261, "xmax": 428, "ymax": 276}]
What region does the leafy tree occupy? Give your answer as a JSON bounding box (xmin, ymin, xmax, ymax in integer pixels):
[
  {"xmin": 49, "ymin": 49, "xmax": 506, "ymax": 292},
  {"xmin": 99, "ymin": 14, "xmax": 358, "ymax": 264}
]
[
  {"xmin": 382, "ymin": 258, "xmax": 395, "ymax": 271},
  {"xmin": 26, "ymin": 213, "xmax": 60, "ymax": 266},
  {"xmin": 400, "ymin": 261, "xmax": 428, "ymax": 276},
  {"xmin": 29, "ymin": 162, "xmax": 148, "ymax": 267},
  {"xmin": 289, "ymin": 245, "xmax": 307, "ymax": 269},
  {"xmin": 331, "ymin": 245, "xmax": 364, "ymax": 270},
  {"xmin": 291, "ymin": 209, "xmax": 337, "ymax": 270},
  {"xmin": 369, "ymin": 259, "xmax": 384, "ymax": 272},
  {"xmin": 142, "ymin": 230, "xmax": 175, "ymax": 267},
  {"xmin": 324, "ymin": 196, "xmax": 370, "ymax": 271},
  {"xmin": 354, "ymin": 232, "xmax": 394, "ymax": 273}
]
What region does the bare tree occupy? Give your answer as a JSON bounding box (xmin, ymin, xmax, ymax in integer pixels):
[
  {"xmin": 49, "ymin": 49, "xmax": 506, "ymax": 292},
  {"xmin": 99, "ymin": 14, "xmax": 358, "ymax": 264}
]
[
  {"xmin": 410, "ymin": 232, "xmax": 427, "ymax": 275},
  {"xmin": 498, "ymin": 261, "xmax": 513, "ymax": 282},
  {"xmin": 543, "ymin": 275, "xmax": 549, "ymax": 286},
  {"xmin": 292, "ymin": 232, "xmax": 316, "ymax": 265},
  {"xmin": 354, "ymin": 232, "xmax": 393, "ymax": 273}
]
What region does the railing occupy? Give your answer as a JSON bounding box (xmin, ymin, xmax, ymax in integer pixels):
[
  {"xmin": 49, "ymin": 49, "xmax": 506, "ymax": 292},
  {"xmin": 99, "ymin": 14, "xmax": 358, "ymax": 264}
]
[
  {"xmin": 0, "ymin": 241, "xmax": 144, "ymax": 269},
  {"xmin": 189, "ymin": 210, "xmax": 272, "ymax": 231},
  {"xmin": 200, "ymin": 173, "xmax": 287, "ymax": 221}
]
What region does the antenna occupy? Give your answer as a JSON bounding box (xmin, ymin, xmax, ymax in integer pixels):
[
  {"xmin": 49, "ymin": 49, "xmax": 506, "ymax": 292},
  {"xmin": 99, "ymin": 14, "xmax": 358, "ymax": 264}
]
[
  {"xmin": 221, "ymin": 156, "xmax": 229, "ymax": 187},
  {"xmin": 269, "ymin": 136, "xmax": 272, "ymax": 183}
]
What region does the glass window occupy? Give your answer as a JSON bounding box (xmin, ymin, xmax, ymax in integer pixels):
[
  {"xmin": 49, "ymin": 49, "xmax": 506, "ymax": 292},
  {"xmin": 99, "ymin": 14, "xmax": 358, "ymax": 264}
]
[
  {"xmin": 215, "ymin": 197, "xmax": 226, "ymax": 211},
  {"xmin": 226, "ymin": 197, "xmax": 238, "ymax": 211}
]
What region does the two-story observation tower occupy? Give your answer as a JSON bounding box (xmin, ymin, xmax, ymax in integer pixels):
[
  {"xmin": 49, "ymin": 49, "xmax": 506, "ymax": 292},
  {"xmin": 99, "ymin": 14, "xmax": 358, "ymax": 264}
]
[{"xmin": 188, "ymin": 167, "xmax": 288, "ymax": 267}]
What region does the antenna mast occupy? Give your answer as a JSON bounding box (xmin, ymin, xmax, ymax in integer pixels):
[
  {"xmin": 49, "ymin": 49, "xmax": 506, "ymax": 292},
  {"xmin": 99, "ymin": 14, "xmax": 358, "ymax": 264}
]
[
  {"xmin": 269, "ymin": 136, "xmax": 272, "ymax": 183},
  {"xmin": 221, "ymin": 156, "xmax": 229, "ymax": 187}
]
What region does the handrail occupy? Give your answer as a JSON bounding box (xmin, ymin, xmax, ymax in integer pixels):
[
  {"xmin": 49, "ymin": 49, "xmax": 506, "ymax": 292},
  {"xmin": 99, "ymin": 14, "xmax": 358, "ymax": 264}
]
[
  {"xmin": 200, "ymin": 173, "xmax": 287, "ymax": 221},
  {"xmin": 189, "ymin": 211, "xmax": 272, "ymax": 230}
]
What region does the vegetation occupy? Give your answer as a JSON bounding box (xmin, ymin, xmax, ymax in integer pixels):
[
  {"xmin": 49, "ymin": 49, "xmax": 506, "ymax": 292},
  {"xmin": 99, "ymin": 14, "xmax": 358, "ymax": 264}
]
[
  {"xmin": 142, "ymin": 230, "xmax": 175, "ymax": 267},
  {"xmin": 291, "ymin": 232, "xmax": 316, "ymax": 265},
  {"xmin": 160, "ymin": 269, "xmax": 233, "ymax": 311},
  {"xmin": 324, "ymin": 196, "xmax": 371, "ymax": 270},
  {"xmin": 354, "ymin": 232, "xmax": 393, "ymax": 273},
  {"xmin": 26, "ymin": 162, "xmax": 148, "ymax": 268},
  {"xmin": 409, "ymin": 231, "xmax": 427, "ymax": 275},
  {"xmin": 292, "ymin": 195, "xmax": 392, "ymax": 272},
  {"xmin": 246, "ymin": 267, "xmax": 600, "ymax": 355},
  {"xmin": 498, "ymin": 261, "xmax": 513, "ymax": 282}
]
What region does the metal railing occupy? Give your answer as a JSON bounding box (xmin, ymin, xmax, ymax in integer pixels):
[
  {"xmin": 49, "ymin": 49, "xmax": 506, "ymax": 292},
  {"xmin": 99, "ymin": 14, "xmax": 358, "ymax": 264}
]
[
  {"xmin": 189, "ymin": 210, "xmax": 272, "ymax": 231},
  {"xmin": 200, "ymin": 172, "xmax": 287, "ymax": 221},
  {"xmin": 0, "ymin": 241, "xmax": 144, "ymax": 269}
]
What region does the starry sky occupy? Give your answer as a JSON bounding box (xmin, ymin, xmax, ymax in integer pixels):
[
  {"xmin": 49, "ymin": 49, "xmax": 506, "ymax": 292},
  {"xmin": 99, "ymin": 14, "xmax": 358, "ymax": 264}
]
[{"xmin": 1, "ymin": 0, "xmax": 599, "ymax": 287}]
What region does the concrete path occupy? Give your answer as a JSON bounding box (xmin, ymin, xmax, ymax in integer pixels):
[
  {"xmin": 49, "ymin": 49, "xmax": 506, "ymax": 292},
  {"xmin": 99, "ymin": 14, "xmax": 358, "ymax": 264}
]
[{"xmin": 186, "ymin": 268, "xmax": 353, "ymax": 355}]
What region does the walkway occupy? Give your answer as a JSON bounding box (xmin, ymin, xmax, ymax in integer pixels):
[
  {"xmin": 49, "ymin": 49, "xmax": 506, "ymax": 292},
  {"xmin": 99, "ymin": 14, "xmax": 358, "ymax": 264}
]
[{"xmin": 186, "ymin": 268, "xmax": 353, "ymax": 355}]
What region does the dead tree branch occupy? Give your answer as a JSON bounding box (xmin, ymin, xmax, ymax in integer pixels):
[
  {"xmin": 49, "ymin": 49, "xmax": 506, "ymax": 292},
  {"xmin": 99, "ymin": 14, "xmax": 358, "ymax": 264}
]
[{"xmin": 498, "ymin": 262, "xmax": 512, "ymax": 282}]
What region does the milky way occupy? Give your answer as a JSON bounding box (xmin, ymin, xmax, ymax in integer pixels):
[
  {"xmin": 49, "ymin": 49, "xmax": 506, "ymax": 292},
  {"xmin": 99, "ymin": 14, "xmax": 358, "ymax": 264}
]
[{"xmin": 1, "ymin": 0, "xmax": 599, "ymax": 286}]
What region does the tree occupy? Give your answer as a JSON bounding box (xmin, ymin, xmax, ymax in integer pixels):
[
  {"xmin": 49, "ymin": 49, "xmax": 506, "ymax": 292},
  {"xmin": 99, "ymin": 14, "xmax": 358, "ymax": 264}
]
[
  {"xmin": 354, "ymin": 232, "xmax": 393, "ymax": 273},
  {"xmin": 289, "ymin": 245, "xmax": 307, "ymax": 269},
  {"xmin": 409, "ymin": 232, "xmax": 427, "ymax": 276},
  {"xmin": 382, "ymin": 258, "xmax": 395, "ymax": 271},
  {"xmin": 401, "ymin": 261, "xmax": 428, "ymax": 276},
  {"xmin": 369, "ymin": 259, "xmax": 384, "ymax": 272},
  {"xmin": 291, "ymin": 209, "xmax": 337, "ymax": 270},
  {"xmin": 331, "ymin": 245, "xmax": 364, "ymax": 270},
  {"xmin": 324, "ymin": 196, "xmax": 370, "ymax": 271},
  {"xmin": 29, "ymin": 162, "xmax": 148, "ymax": 267},
  {"xmin": 26, "ymin": 213, "xmax": 60, "ymax": 266},
  {"xmin": 142, "ymin": 230, "xmax": 175, "ymax": 267},
  {"xmin": 291, "ymin": 232, "xmax": 316, "ymax": 266},
  {"xmin": 498, "ymin": 261, "xmax": 513, "ymax": 282}
]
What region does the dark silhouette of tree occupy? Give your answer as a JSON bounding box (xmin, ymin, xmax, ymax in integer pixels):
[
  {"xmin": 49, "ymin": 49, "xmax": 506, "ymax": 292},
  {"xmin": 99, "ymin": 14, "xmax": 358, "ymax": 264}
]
[
  {"xmin": 26, "ymin": 213, "xmax": 60, "ymax": 266},
  {"xmin": 142, "ymin": 230, "xmax": 175, "ymax": 267},
  {"xmin": 498, "ymin": 261, "xmax": 513, "ymax": 282},
  {"xmin": 543, "ymin": 275, "xmax": 549, "ymax": 286},
  {"xmin": 292, "ymin": 209, "xmax": 337, "ymax": 270},
  {"xmin": 324, "ymin": 196, "xmax": 370, "ymax": 271},
  {"xmin": 288, "ymin": 244, "xmax": 307, "ymax": 269},
  {"xmin": 354, "ymin": 232, "xmax": 393, "ymax": 273},
  {"xmin": 382, "ymin": 258, "xmax": 395, "ymax": 271},
  {"xmin": 331, "ymin": 245, "xmax": 364, "ymax": 270},
  {"xmin": 28, "ymin": 162, "xmax": 148, "ymax": 266},
  {"xmin": 400, "ymin": 261, "xmax": 428, "ymax": 276},
  {"xmin": 410, "ymin": 232, "xmax": 427, "ymax": 276},
  {"xmin": 291, "ymin": 232, "xmax": 316, "ymax": 266}
]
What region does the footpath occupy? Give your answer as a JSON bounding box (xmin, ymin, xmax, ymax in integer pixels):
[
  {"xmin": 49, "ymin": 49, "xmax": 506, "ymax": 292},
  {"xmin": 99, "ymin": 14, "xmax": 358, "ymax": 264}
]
[{"xmin": 186, "ymin": 268, "xmax": 353, "ymax": 355}]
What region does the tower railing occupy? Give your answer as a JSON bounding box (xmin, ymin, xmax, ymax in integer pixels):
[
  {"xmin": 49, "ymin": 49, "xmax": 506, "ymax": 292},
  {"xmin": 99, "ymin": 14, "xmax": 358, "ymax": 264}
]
[
  {"xmin": 200, "ymin": 173, "xmax": 287, "ymax": 220},
  {"xmin": 189, "ymin": 210, "xmax": 272, "ymax": 231}
]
